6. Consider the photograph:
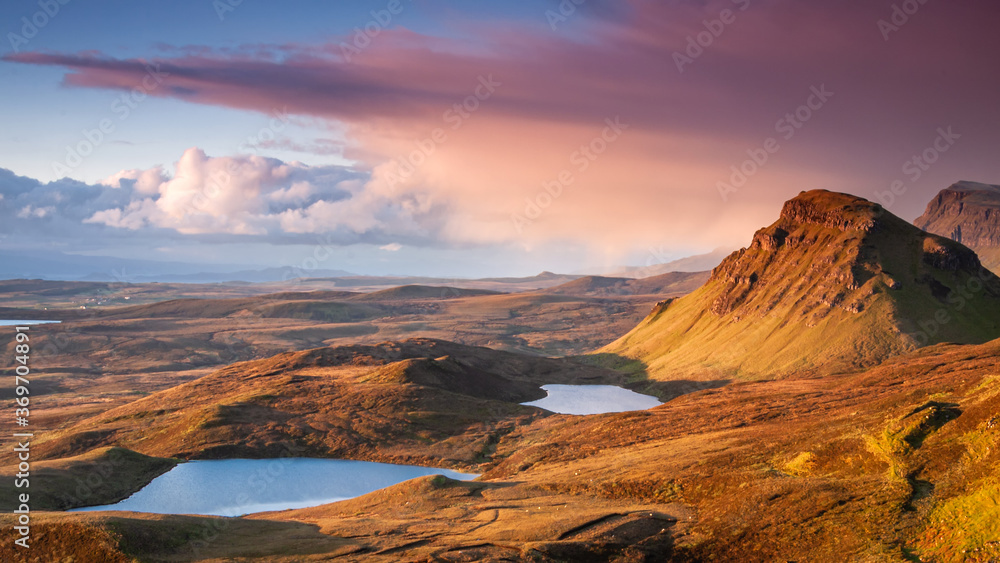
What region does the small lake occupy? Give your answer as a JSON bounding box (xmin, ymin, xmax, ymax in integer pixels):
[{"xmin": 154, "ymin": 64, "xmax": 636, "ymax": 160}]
[
  {"xmin": 0, "ymin": 320, "xmax": 61, "ymax": 326},
  {"xmin": 71, "ymin": 458, "xmax": 478, "ymax": 516},
  {"xmin": 521, "ymin": 384, "xmax": 662, "ymax": 415}
]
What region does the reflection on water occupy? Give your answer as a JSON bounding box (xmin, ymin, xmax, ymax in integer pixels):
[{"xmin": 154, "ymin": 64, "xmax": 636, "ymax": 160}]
[
  {"xmin": 521, "ymin": 384, "xmax": 662, "ymax": 415},
  {"xmin": 0, "ymin": 320, "xmax": 61, "ymax": 326},
  {"xmin": 71, "ymin": 458, "xmax": 478, "ymax": 516}
]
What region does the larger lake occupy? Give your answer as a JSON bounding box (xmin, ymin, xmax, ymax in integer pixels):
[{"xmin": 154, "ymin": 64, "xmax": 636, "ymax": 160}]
[
  {"xmin": 71, "ymin": 458, "xmax": 477, "ymax": 516},
  {"xmin": 521, "ymin": 384, "xmax": 662, "ymax": 415}
]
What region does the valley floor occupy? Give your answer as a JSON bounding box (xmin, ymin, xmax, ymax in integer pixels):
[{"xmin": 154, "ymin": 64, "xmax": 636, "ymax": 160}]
[
  {"xmin": 3, "ymin": 339, "xmax": 1000, "ymax": 561},
  {"xmin": 2, "ymin": 277, "xmax": 999, "ymax": 562}
]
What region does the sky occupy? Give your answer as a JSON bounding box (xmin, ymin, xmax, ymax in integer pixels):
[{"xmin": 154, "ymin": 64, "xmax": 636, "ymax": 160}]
[{"xmin": 1, "ymin": 0, "xmax": 999, "ymax": 278}]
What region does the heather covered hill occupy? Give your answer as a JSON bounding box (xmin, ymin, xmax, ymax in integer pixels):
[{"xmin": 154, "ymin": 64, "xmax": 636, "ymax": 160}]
[
  {"xmin": 32, "ymin": 339, "xmax": 630, "ymax": 466},
  {"xmin": 7, "ymin": 338, "xmax": 1000, "ymax": 561},
  {"xmin": 542, "ymin": 271, "xmax": 709, "ymax": 297},
  {"xmin": 605, "ymin": 190, "xmax": 1000, "ymax": 380},
  {"xmin": 0, "ymin": 447, "xmax": 178, "ymax": 511},
  {"xmin": 914, "ymin": 181, "xmax": 1000, "ymax": 274}
]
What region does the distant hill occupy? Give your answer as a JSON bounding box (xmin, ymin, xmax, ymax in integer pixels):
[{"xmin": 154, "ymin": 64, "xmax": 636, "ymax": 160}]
[
  {"xmin": 477, "ymin": 271, "xmax": 579, "ymax": 284},
  {"xmin": 624, "ymin": 271, "xmax": 711, "ymax": 295},
  {"xmin": 350, "ymin": 285, "xmax": 501, "ymax": 301},
  {"xmin": 604, "ymin": 248, "xmax": 733, "ymax": 278},
  {"xmin": 604, "ymin": 190, "xmax": 1000, "ymax": 380},
  {"xmin": 914, "ymin": 181, "xmax": 1000, "ymax": 275},
  {"xmin": 304, "ymin": 272, "xmax": 582, "ymax": 292},
  {"xmin": 47, "ymin": 286, "xmax": 500, "ymax": 321},
  {"xmin": 34, "ymin": 338, "xmax": 626, "ymax": 462},
  {"xmin": 0, "ymin": 249, "xmax": 311, "ymax": 282},
  {"xmin": 542, "ymin": 271, "xmax": 709, "ymax": 297},
  {"xmin": 83, "ymin": 266, "xmax": 358, "ymax": 283},
  {"xmin": 542, "ymin": 276, "xmax": 632, "ymax": 296}
]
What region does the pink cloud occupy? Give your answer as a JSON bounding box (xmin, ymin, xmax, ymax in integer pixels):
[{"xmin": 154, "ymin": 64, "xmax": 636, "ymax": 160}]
[{"xmin": 7, "ymin": 0, "xmax": 1000, "ymax": 258}]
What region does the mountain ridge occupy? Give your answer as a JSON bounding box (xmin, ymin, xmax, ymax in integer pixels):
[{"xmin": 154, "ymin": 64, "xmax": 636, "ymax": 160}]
[
  {"xmin": 603, "ymin": 189, "xmax": 1000, "ymax": 380},
  {"xmin": 914, "ymin": 180, "xmax": 1000, "ymax": 274}
]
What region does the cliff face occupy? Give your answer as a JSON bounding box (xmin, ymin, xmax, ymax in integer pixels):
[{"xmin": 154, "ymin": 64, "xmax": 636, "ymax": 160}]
[
  {"xmin": 604, "ymin": 190, "xmax": 1000, "ymax": 380},
  {"xmin": 914, "ymin": 181, "xmax": 1000, "ymax": 273},
  {"xmin": 707, "ymin": 190, "xmax": 982, "ymax": 321}
]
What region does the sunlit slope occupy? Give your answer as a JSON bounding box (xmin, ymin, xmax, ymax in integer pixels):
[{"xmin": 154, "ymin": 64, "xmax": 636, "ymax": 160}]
[{"xmin": 604, "ymin": 190, "xmax": 1000, "ymax": 380}]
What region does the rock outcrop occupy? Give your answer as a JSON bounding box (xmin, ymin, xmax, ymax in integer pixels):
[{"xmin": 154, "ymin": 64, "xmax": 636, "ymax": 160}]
[{"xmin": 914, "ymin": 181, "xmax": 1000, "ymax": 274}]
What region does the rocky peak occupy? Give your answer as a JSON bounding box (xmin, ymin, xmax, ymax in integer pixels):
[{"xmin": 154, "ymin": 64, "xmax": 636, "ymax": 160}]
[
  {"xmin": 778, "ymin": 190, "xmax": 883, "ymax": 233},
  {"xmin": 708, "ymin": 189, "xmax": 991, "ymax": 319},
  {"xmin": 915, "ymin": 182, "xmax": 1000, "ymax": 273},
  {"xmin": 712, "ymin": 191, "xmax": 885, "ymax": 286}
]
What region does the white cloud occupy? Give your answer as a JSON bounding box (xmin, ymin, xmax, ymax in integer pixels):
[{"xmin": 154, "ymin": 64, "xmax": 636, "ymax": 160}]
[
  {"xmin": 102, "ymin": 167, "xmax": 168, "ymax": 194},
  {"xmin": 379, "ymin": 243, "xmax": 402, "ymax": 252},
  {"xmin": 80, "ymin": 147, "xmax": 442, "ymax": 244},
  {"xmin": 1, "ymin": 148, "xmax": 455, "ymax": 252},
  {"xmin": 16, "ymin": 205, "xmax": 54, "ymax": 219},
  {"xmin": 269, "ymin": 181, "xmax": 313, "ymax": 203},
  {"xmin": 85, "ymin": 199, "xmax": 159, "ymax": 230}
]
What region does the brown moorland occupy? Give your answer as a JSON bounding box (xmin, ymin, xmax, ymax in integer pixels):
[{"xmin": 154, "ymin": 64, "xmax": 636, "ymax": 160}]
[
  {"xmin": 0, "ymin": 279, "xmax": 695, "ymax": 445},
  {"xmin": 26, "ymin": 339, "xmax": 633, "ymax": 466},
  {"xmin": 2, "ymin": 338, "xmax": 999, "ymax": 561}
]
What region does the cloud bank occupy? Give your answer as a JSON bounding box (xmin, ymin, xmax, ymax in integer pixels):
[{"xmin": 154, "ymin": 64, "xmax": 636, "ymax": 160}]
[
  {"xmin": 3, "ymin": 0, "xmax": 1000, "ymax": 262},
  {"xmin": 0, "ymin": 153, "xmax": 437, "ymax": 248}
]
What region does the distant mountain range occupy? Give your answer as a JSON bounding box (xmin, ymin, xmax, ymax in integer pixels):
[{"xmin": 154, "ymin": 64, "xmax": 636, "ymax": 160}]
[
  {"xmin": 0, "ymin": 248, "xmax": 718, "ymax": 286},
  {"xmin": 0, "ymin": 249, "xmax": 356, "ymax": 283},
  {"xmin": 603, "ymin": 248, "xmax": 733, "ymax": 277}
]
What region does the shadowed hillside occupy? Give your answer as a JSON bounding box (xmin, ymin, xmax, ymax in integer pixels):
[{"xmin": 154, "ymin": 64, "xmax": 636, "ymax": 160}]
[
  {"xmin": 0, "ymin": 447, "xmax": 178, "ymax": 511},
  {"xmin": 915, "ymin": 181, "xmax": 1000, "ymax": 275},
  {"xmin": 605, "ymin": 190, "xmax": 1000, "ymax": 380}
]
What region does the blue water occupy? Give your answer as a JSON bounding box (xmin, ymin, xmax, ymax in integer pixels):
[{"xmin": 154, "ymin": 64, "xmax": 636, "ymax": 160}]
[
  {"xmin": 0, "ymin": 320, "xmax": 61, "ymax": 326},
  {"xmin": 70, "ymin": 458, "xmax": 478, "ymax": 516},
  {"xmin": 521, "ymin": 384, "xmax": 662, "ymax": 415}
]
